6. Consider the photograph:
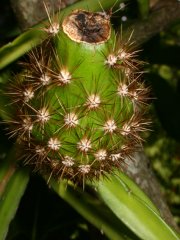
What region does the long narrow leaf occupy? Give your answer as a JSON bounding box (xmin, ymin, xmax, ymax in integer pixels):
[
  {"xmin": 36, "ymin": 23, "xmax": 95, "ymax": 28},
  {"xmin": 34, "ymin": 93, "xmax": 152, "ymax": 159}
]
[
  {"xmin": 96, "ymin": 172, "xmax": 180, "ymax": 240},
  {"xmin": 112, "ymin": 170, "xmax": 159, "ymax": 214},
  {"xmin": 0, "ymin": 148, "xmax": 29, "ymax": 240},
  {"xmin": 51, "ymin": 179, "xmax": 140, "ymax": 240}
]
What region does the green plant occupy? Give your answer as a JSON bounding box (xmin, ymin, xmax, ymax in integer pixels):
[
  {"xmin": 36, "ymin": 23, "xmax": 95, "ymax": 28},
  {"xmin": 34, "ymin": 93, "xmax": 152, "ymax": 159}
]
[
  {"xmin": 0, "ymin": 0, "xmax": 180, "ymax": 240},
  {"xmin": 3, "ymin": 8, "xmax": 149, "ymax": 185}
]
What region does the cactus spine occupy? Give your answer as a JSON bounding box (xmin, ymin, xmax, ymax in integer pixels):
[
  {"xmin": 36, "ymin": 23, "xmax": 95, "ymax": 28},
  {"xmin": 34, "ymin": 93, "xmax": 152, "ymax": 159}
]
[{"xmin": 5, "ymin": 9, "xmax": 149, "ymax": 184}]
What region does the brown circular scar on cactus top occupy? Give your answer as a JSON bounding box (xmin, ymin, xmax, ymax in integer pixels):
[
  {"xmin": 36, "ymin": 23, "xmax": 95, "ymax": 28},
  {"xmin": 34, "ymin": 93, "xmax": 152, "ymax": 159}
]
[{"xmin": 62, "ymin": 9, "xmax": 111, "ymax": 44}]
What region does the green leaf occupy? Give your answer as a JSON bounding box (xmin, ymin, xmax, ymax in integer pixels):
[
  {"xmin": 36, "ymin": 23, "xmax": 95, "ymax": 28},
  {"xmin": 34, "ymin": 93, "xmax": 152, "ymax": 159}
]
[
  {"xmin": 0, "ymin": 0, "xmax": 124, "ymax": 71},
  {"xmin": 0, "ymin": 148, "xmax": 29, "ymax": 240},
  {"xmin": 51, "ymin": 179, "xmax": 140, "ymax": 240},
  {"xmin": 96, "ymin": 171, "xmax": 180, "ymax": 240},
  {"xmin": 113, "ymin": 170, "xmax": 159, "ymax": 214}
]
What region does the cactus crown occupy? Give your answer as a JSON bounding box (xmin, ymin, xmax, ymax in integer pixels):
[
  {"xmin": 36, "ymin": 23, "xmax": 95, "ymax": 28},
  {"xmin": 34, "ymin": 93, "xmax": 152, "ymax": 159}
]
[{"xmin": 5, "ymin": 8, "xmax": 149, "ymax": 185}]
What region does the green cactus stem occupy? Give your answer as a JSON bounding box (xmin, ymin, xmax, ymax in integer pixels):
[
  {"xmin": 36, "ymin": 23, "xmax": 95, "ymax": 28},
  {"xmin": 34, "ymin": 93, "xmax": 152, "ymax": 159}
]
[{"xmin": 4, "ymin": 9, "xmax": 150, "ymax": 185}]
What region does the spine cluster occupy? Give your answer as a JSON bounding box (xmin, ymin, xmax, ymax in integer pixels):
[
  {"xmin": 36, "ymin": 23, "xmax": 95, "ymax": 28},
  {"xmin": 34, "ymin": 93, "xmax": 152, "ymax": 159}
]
[{"xmin": 5, "ymin": 9, "xmax": 149, "ymax": 185}]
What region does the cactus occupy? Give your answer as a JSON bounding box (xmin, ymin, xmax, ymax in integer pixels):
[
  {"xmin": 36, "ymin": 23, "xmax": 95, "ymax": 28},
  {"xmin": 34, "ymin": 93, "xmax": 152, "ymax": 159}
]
[{"xmin": 4, "ymin": 9, "xmax": 149, "ymax": 185}]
